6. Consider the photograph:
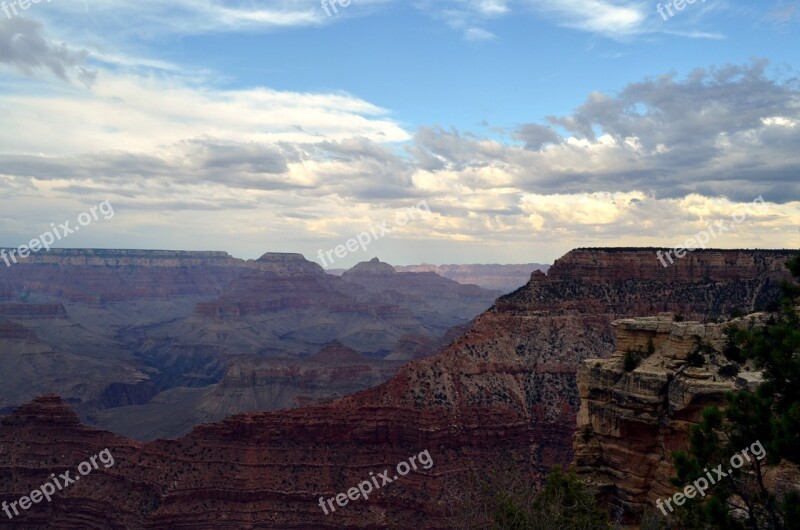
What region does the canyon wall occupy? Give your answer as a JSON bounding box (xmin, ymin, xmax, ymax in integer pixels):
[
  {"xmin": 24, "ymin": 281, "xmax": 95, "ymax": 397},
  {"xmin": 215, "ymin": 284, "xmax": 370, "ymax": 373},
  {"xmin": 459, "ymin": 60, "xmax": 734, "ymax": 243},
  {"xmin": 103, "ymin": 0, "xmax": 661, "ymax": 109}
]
[
  {"xmin": 395, "ymin": 262, "xmax": 550, "ymax": 292},
  {"xmin": 0, "ymin": 249, "xmax": 246, "ymax": 302}
]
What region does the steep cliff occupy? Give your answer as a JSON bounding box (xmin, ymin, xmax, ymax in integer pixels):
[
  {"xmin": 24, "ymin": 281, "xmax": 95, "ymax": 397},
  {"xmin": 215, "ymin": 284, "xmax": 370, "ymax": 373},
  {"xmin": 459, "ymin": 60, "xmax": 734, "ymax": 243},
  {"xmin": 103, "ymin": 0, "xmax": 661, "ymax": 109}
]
[
  {"xmin": 573, "ymin": 312, "xmax": 800, "ymax": 524},
  {"xmin": 573, "ymin": 315, "xmax": 755, "ymax": 520}
]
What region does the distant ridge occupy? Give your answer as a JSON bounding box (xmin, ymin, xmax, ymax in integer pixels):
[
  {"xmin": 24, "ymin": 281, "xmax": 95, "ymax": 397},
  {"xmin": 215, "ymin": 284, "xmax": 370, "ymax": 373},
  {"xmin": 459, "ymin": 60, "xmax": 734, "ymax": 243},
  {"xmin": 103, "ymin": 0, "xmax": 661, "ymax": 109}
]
[{"xmin": 396, "ymin": 262, "xmax": 550, "ymax": 292}]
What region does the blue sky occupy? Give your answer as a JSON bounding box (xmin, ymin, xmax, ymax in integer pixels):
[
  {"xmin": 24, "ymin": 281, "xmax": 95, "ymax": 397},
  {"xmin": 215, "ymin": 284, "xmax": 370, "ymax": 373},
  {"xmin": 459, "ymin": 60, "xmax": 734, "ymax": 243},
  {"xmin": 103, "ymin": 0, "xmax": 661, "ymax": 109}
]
[
  {"xmin": 0, "ymin": 0, "xmax": 798, "ymax": 267},
  {"xmin": 166, "ymin": 2, "xmax": 797, "ymax": 132}
]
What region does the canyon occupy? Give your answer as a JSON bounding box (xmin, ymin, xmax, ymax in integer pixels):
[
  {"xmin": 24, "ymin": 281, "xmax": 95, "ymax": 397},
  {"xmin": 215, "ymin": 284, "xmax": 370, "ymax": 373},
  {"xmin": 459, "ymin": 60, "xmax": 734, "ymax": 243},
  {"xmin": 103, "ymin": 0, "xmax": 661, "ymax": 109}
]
[
  {"xmin": 0, "ymin": 248, "xmax": 794, "ymax": 528},
  {"xmin": 0, "ymin": 250, "xmax": 497, "ymax": 439}
]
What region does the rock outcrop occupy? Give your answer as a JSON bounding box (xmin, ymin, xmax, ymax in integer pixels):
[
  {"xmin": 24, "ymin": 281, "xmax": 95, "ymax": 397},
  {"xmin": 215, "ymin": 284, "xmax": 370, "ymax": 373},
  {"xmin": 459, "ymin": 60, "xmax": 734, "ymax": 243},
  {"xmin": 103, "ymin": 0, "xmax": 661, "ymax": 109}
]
[{"xmin": 573, "ymin": 313, "xmax": 780, "ymax": 522}]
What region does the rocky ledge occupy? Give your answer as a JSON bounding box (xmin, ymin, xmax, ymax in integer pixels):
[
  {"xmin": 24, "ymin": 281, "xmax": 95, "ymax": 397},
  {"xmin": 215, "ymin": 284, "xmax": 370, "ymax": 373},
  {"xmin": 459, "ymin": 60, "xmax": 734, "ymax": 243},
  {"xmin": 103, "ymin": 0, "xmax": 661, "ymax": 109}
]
[{"xmin": 573, "ymin": 314, "xmax": 773, "ymax": 522}]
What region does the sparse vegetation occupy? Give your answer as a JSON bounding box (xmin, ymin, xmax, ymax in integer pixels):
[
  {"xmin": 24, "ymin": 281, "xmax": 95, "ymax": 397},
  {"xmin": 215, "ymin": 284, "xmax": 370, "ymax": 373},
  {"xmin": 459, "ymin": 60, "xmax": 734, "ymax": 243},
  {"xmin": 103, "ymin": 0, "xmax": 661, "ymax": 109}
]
[
  {"xmin": 718, "ymin": 364, "xmax": 739, "ymax": 378},
  {"xmin": 623, "ymin": 348, "xmax": 642, "ymax": 372},
  {"xmin": 686, "ymin": 350, "xmax": 705, "ymax": 367},
  {"xmin": 671, "ymin": 254, "xmax": 800, "ymax": 529},
  {"xmin": 686, "ymin": 336, "xmax": 715, "ymax": 368},
  {"xmin": 623, "ymin": 340, "xmax": 656, "ymax": 372},
  {"xmin": 722, "ymin": 326, "xmax": 745, "ymax": 363},
  {"xmin": 445, "ymin": 464, "xmax": 615, "ymax": 530}
]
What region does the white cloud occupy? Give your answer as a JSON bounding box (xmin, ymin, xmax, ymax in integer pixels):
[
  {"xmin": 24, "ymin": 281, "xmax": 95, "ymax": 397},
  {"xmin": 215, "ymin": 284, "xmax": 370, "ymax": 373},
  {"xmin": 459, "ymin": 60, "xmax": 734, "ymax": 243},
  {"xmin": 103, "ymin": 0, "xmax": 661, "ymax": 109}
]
[
  {"xmin": 464, "ymin": 27, "xmax": 497, "ymax": 40},
  {"xmin": 525, "ymin": 0, "xmax": 646, "ymax": 36}
]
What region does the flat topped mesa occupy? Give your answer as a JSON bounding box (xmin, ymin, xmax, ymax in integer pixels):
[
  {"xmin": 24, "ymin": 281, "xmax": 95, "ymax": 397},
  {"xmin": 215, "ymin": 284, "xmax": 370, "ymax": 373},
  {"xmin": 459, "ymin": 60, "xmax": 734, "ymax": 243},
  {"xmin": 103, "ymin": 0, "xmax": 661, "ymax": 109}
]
[
  {"xmin": 547, "ymin": 248, "xmax": 795, "ymax": 283},
  {"xmin": 256, "ymin": 252, "xmax": 309, "ymax": 263},
  {"xmin": 254, "ymin": 253, "xmax": 324, "ymax": 274},
  {"xmin": 0, "ymin": 248, "xmax": 238, "ymax": 267}
]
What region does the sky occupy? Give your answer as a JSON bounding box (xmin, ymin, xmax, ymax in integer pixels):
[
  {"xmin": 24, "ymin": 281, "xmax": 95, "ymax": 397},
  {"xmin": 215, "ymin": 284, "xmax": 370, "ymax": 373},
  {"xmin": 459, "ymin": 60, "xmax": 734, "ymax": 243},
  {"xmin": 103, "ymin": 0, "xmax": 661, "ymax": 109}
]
[{"xmin": 0, "ymin": 0, "xmax": 798, "ymax": 268}]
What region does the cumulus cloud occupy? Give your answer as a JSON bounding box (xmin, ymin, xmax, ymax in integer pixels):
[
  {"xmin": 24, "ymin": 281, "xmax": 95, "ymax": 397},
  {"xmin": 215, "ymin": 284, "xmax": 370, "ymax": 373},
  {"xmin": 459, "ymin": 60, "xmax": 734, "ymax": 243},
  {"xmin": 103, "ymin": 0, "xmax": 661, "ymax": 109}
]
[
  {"xmin": 4, "ymin": 61, "xmax": 800, "ymax": 205},
  {"xmin": 407, "ymin": 61, "xmax": 800, "ymax": 203},
  {"xmin": 513, "ymin": 123, "xmax": 562, "ymax": 150}
]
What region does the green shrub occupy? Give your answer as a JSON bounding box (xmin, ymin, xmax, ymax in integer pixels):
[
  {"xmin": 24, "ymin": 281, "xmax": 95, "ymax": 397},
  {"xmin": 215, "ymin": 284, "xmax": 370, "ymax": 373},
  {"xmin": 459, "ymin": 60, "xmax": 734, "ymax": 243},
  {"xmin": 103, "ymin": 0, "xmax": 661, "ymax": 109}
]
[
  {"xmin": 623, "ymin": 348, "xmax": 642, "ymax": 372},
  {"xmin": 581, "ymin": 425, "xmax": 592, "ymax": 443},
  {"xmin": 722, "ymin": 326, "xmax": 745, "ymax": 363},
  {"xmin": 489, "ymin": 466, "xmax": 613, "ymax": 530},
  {"xmin": 687, "ymin": 350, "xmax": 705, "ymax": 367}
]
